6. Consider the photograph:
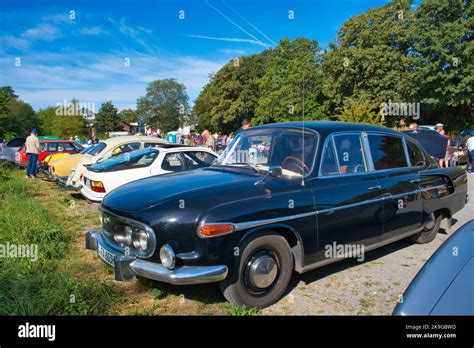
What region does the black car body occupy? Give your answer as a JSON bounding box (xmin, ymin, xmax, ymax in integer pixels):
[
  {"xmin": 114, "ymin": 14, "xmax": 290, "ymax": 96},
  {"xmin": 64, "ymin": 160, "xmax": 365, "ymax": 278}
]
[
  {"xmin": 85, "ymin": 122, "xmax": 468, "ymax": 308},
  {"xmin": 393, "ymin": 219, "xmax": 473, "ymax": 315}
]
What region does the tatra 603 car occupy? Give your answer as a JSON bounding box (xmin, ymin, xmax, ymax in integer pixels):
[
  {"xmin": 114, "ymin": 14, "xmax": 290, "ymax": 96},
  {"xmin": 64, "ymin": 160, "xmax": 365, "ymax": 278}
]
[
  {"xmin": 85, "ymin": 122, "xmax": 468, "ymax": 308},
  {"xmin": 79, "ymin": 146, "xmax": 217, "ymax": 202}
]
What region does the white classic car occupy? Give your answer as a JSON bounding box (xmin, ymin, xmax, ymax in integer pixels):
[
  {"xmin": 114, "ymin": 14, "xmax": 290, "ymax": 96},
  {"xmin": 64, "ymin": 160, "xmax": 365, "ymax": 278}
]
[
  {"xmin": 60, "ymin": 135, "xmax": 168, "ymax": 189},
  {"xmin": 79, "ymin": 145, "xmax": 217, "ymax": 202}
]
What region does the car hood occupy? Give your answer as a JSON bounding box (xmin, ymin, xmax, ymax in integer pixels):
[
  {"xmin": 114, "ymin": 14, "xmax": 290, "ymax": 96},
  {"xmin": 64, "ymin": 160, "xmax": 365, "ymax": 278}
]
[
  {"xmin": 102, "ymin": 168, "xmax": 258, "ymax": 212},
  {"xmin": 53, "ymin": 153, "xmax": 83, "ymax": 166}
]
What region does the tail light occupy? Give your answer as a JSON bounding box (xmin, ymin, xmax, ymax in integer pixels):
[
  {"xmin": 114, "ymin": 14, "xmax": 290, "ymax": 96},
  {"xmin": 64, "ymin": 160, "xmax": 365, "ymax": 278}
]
[{"xmin": 90, "ymin": 180, "xmax": 106, "ymax": 193}]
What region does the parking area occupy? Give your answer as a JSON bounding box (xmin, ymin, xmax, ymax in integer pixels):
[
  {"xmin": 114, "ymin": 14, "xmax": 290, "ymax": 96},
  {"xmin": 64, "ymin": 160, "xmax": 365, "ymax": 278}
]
[{"xmin": 264, "ymin": 175, "xmax": 473, "ymax": 315}]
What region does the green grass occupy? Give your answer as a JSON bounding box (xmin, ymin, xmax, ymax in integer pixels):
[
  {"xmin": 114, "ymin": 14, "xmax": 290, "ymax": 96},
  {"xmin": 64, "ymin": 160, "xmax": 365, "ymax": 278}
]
[
  {"xmin": 0, "ymin": 163, "xmax": 121, "ymax": 315},
  {"xmin": 223, "ymin": 303, "xmax": 261, "ymax": 316}
]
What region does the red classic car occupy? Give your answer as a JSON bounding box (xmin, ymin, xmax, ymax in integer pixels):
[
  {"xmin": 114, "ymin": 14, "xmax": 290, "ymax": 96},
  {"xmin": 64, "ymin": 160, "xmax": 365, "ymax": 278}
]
[{"xmin": 15, "ymin": 139, "xmax": 83, "ymax": 167}]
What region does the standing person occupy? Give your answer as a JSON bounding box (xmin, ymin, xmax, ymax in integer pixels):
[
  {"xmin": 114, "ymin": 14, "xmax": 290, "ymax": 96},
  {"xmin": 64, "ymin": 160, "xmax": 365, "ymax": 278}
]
[
  {"xmin": 467, "ymin": 135, "xmax": 474, "ymax": 173},
  {"xmin": 226, "ymin": 132, "xmax": 234, "ymax": 146},
  {"xmin": 202, "ymin": 130, "xmax": 215, "ymax": 151},
  {"xmin": 188, "ymin": 130, "xmax": 196, "ymax": 146},
  {"xmin": 74, "ymin": 135, "xmax": 82, "ymax": 145},
  {"xmin": 435, "ymin": 123, "xmax": 450, "ymax": 168},
  {"xmin": 25, "ymin": 128, "xmax": 40, "ymax": 179},
  {"xmin": 235, "ymin": 119, "xmax": 251, "ymax": 135}
]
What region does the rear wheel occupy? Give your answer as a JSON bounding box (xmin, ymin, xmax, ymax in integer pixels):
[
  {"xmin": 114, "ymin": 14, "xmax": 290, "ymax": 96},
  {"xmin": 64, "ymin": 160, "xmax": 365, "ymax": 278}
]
[
  {"xmin": 220, "ymin": 234, "xmax": 293, "ymax": 309},
  {"xmin": 409, "ymin": 212, "xmax": 442, "ymax": 244}
]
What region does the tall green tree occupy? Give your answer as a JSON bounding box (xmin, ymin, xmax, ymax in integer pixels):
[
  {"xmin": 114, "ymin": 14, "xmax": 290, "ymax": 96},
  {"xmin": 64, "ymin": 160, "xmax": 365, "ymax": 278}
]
[
  {"xmin": 119, "ymin": 108, "xmax": 138, "ymax": 124},
  {"xmin": 136, "ymin": 79, "xmax": 190, "ymax": 133},
  {"xmin": 95, "ymin": 101, "xmax": 121, "ymax": 134},
  {"xmin": 193, "ymin": 53, "xmax": 267, "ymax": 134},
  {"xmin": 0, "ymin": 86, "xmax": 38, "ymax": 138},
  {"xmin": 336, "ymin": 94, "xmax": 384, "ymax": 125},
  {"xmin": 255, "ymin": 38, "xmax": 327, "ymax": 124}
]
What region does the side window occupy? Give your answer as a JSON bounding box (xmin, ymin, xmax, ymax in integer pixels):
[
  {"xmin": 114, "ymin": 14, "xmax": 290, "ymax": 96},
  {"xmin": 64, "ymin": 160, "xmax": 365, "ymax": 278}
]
[
  {"xmin": 161, "ymin": 153, "xmax": 185, "ymax": 172},
  {"xmin": 64, "ymin": 142, "xmax": 76, "ymax": 151},
  {"xmin": 320, "ymin": 139, "xmax": 339, "ymax": 175},
  {"xmin": 144, "ymin": 142, "xmax": 161, "ymax": 148},
  {"xmin": 46, "ymin": 142, "xmax": 58, "ymax": 152},
  {"xmin": 406, "ymin": 141, "xmax": 425, "ymax": 167},
  {"xmin": 368, "ymin": 134, "xmax": 408, "ymax": 170},
  {"xmin": 111, "ymin": 142, "xmax": 140, "ymax": 156},
  {"xmin": 182, "ymin": 151, "xmax": 216, "ymax": 170},
  {"xmin": 333, "ymin": 134, "xmax": 367, "ymax": 174}
]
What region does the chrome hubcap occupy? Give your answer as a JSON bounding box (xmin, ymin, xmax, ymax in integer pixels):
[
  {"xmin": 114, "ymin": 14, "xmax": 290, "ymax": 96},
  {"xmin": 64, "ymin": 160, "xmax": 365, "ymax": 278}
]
[
  {"xmin": 424, "ymin": 213, "xmax": 435, "ymax": 231},
  {"xmin": 245, "ymin": 251, "xmax": 278, "ymax": 290}
]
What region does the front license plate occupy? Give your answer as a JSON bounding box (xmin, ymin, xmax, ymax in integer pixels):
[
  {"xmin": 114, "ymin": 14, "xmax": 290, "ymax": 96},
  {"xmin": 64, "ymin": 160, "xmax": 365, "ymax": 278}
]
[{"xmin": 98, "ymin": 242, "xmax": 115, "ymax": 267}]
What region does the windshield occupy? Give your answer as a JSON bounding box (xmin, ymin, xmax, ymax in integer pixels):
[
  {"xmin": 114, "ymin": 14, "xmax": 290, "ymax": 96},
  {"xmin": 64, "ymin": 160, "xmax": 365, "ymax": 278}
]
[
  {"xmin": 89, "ymin": 148, "xmax": 159, "ymax": 172},
  {"xmin": 87, "ymin": 142, "xmax": 107, "ymax": 156},
  {"xmin": 214, "ymin": 127, "xmax": 318, "ymax": 177}
]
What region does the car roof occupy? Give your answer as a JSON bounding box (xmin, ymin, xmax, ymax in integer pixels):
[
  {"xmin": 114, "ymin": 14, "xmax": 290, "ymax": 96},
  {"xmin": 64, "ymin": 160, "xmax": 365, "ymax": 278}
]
[
  {"xmin": 100, "ymin": 135, "xmax": 168, "ymax": 147},
  {"xmin": 250, "ymin": 121, "xmax": 402, "ymax": 137},
  {"xmin": 159, "ymin": 146, "xmax": 215, "ymax": 154},
  {"xmin": 40, "ymin": 139, "xmax": 76, "ymax": 143}
]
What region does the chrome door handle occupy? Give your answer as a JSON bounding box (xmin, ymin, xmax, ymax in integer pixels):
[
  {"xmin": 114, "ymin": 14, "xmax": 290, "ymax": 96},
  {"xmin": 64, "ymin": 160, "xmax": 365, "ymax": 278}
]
[
  {"xmin": 410, "ymin": 179, "xmax": 421, "ymax": 184},
  {"xmin": 368, "ymin": 185, "xmax": 381, "ymax": 190}
]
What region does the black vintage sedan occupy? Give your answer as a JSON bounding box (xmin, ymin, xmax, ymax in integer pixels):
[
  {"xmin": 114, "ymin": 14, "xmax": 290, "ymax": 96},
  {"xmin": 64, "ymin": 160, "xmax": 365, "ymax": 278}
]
[{"xmin": 85, "ymin": 122, "xmax": 468, "ymax": 308}]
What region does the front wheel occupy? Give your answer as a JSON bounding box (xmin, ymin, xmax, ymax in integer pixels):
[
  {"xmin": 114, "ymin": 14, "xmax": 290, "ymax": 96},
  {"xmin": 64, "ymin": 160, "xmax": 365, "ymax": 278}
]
[
  {"xmin": 409, "ymin": 212, "xmax": 442, "ymax": 244},
  {"xmin": 220, "ymin": 234, "xmax": 293, "ymax": 309}
]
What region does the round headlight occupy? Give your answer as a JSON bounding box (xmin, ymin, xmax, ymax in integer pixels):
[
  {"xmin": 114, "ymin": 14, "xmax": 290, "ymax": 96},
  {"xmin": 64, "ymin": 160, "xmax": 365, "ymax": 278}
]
[
  {"xmin": 132, "ymin": 229, "xmax": 148, "ymax": 251},
  {"xmin": 160, "ymin": 244, "xmax": 175, "ymax": 269},
  {"xmin": 114, "ymin": 225, "xmax": 133, "ymax": 246}
]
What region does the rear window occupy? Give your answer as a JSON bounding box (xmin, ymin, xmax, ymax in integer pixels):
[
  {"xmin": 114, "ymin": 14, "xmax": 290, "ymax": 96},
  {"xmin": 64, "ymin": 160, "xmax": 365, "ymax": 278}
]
[
  {"xmin": 88, "ymin": 142, "xmax": 106, "ymax": 156},
  {"xmin": 406, "ymin": 141, "xmax": 425, "ymax": 167},
  {"xmin": 6, "ymin": 138, "xmax": 25, "ymax": 147},
  {"xmin": 368, "ymin": 134, "xmax": 408, "ymax": 170},
  {"xmin": 90, "ymin": 148, "xmax": 159, "ymax": 172}
]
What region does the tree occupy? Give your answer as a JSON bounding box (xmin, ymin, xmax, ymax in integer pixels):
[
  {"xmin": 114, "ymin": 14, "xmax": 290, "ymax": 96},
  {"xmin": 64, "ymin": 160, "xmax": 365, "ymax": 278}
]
[
  {"xmin": 255, "ymin": 38, "xmax": 327, "ymax": 124},
  {"xmin": 119, "ymin": 108, "xmax": 138, "ymax": 124},
  {"xmin": 38, "ymin": 102, "xmax": 86, "ymax": 138},
  {"xmin": 136, "ymin": 79, "xmax": 190, "ymax": 133},
  {"xmin": 95, "ymin": 101, "xmax": 121, "ymax": 134},
  {"xmin": 193, "ymin": 53, "xmax": 266, "ymax": 134},
  {"xmin": 0, "ymin": 86, "xmax": 38, "ymax": 138},
  {"xmin": 336, "ymin": 94, "xmax": 384, "ymax": 125}
]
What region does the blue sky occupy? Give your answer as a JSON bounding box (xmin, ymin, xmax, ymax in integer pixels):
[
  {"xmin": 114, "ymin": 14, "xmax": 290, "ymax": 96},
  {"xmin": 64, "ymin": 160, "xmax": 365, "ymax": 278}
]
[{"xmin": 0, "ymin": 0, "xmax": 399, "ymax": 111}]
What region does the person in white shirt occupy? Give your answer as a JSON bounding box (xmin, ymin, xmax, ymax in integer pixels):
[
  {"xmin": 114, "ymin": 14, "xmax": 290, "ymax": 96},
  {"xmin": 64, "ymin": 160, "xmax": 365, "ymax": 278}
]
[
  {"xmin": 25, "ymin": 128, "xmax": 40, "ymax": 178},
  {"xmin": 466, "ymin": 135, "xmax": 474, "ymax": 173}
]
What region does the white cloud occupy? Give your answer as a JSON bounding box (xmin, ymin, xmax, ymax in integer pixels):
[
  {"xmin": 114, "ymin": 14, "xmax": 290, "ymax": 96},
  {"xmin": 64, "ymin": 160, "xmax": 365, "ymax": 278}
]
[
  {"xmin": 77, "ymin": 26, "xmax": 108, "ymax": 36},
  {"xmin": 22, "ymin": 24, "xmax": 61, "ymax": 41},
  {"xmin": 1, "ymin": 35, "xmax": 30, "ymax": 50},
  {"xmin": 0, "ymin": 50, "xmax": 227, "ymax": 110}
]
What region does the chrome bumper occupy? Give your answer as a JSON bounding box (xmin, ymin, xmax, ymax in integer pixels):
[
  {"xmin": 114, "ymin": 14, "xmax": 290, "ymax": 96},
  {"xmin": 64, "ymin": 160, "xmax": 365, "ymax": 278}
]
[
  {"xmin": 59, "ymin": 180, "xmax": 82, "ymax": 190},
  {"xmin": 85, "ymin": 231, "xmax": 228, "ymax": 285}
]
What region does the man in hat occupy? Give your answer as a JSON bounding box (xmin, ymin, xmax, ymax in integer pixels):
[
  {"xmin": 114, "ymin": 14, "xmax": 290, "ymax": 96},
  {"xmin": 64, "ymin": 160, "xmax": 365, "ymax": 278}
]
[{"xmin": 25, "ymin": 128, "xmax": 40, "ymax": 179}]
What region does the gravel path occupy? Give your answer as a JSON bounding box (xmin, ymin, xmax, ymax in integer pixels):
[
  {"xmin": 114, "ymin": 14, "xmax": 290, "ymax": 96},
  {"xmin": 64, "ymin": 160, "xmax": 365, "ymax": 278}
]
[{"xmin": 263, "ymin": 173, "xmax": 473, "ymax": 315}]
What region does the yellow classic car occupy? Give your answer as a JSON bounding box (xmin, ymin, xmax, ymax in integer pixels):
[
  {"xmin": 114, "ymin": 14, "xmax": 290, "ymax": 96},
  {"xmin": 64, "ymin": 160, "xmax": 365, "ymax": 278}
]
[{"xmin": 54, "ymin": 135, "xmax": 168, "ymax": 187}]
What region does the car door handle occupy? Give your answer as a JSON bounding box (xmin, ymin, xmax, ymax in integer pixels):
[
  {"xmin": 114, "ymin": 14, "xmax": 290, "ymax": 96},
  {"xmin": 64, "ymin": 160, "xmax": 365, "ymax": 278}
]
[
  {"xmin": 368, "ymin": 185, "xmax": 381, "ymax": 191},
  {"xmin": 410, "ymin": 179, "xmax": 421, "ymax": 184}
]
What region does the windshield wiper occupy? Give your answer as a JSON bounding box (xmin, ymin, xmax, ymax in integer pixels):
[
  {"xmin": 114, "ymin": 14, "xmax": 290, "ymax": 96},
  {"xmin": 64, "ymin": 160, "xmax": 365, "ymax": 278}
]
[{"xmin": 213, "ymin": 162, "xmax": 260, "ymax": 173}]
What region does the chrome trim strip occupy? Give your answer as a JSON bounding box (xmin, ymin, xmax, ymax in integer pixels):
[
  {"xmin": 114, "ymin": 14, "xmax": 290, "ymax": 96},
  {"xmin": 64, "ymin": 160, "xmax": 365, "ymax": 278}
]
[
  {"xmin": 316, "ymin": 196, "xmax": 385, "ymax": 214},
  {"xmin": 209, "ymin": 185, "xmax": 447, "ymax": 233},
  {"xmin": 233, "ymin": 211, "xmax": 317, "ymax": 231}
]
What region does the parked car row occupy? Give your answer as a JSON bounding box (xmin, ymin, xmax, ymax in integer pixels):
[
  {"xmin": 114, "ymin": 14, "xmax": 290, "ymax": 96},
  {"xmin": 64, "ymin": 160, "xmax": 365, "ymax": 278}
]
[{"xmin": 37, "ymin": 136, "xmax": 216, "ymax": 203}]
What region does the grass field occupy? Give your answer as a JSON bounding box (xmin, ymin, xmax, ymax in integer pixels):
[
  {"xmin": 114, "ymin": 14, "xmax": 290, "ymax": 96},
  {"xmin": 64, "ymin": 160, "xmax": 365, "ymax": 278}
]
[{"xmin": 0, "ymin": 163, "xmax": 259, "ymax": 315}]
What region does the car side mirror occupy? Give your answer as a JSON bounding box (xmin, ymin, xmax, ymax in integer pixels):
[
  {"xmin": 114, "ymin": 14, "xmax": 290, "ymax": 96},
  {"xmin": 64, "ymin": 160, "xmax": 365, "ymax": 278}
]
[{"xmin": 268, "ymin": 166, "xmax": 282, "ymax": 177}]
